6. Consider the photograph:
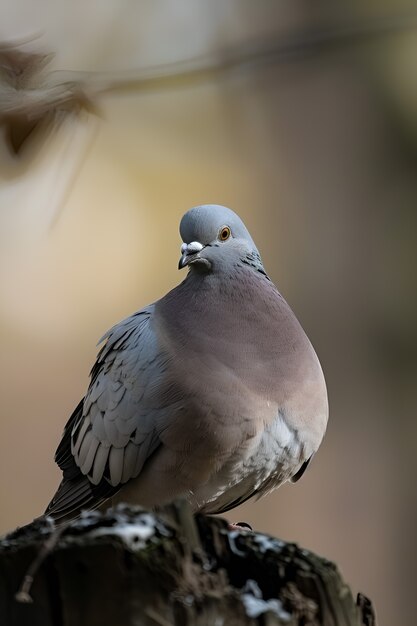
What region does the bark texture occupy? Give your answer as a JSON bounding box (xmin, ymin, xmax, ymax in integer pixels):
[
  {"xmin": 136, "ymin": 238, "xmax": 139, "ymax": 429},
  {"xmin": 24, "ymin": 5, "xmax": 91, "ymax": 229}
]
[{"xmin": 0, "ymin": 501, "xmax": 376, "ymax": 626}]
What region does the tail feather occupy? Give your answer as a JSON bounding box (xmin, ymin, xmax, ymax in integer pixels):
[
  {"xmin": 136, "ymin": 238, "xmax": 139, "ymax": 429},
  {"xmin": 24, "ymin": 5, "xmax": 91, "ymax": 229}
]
[{"xmin": 45, "ymin": 476, "xmax": 105, "ymax": 523}]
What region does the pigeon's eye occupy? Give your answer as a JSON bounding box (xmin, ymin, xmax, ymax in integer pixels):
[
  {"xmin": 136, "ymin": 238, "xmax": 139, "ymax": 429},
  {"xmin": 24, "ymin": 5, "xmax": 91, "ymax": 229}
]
[{"xmin": 218, "ymin": 226, "xmax": 231, "ymax": 241}]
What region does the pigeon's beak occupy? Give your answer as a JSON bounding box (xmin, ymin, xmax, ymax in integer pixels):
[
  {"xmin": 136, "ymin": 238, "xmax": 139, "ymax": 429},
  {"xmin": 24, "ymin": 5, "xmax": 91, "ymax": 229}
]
[{"xmin": 178, "ymin": 241, "xmax": 204, "ymax": 269}]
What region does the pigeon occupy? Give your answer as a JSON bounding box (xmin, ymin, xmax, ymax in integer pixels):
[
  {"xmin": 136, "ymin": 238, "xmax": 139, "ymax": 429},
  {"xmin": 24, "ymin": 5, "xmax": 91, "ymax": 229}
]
[{"xmin": 46, "ymin": 204, "xmax": 328, "ymax": 522}]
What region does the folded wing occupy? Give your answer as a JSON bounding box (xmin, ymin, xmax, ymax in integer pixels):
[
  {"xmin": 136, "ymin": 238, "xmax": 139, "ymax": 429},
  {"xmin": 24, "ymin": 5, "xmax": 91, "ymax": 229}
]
[{"xmin": 46, "ymin": 306, "xmax": 165, "ymax": 521}]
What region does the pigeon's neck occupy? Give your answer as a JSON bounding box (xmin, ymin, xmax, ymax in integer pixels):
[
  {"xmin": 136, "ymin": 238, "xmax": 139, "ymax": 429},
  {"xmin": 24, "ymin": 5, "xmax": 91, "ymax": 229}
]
[
  {"xmin": 238, "ymin": 251, "xmax": 270, "ymax": 280},
  {"xmin": 186, "ymin": 249, "xmax": 269, "ymax": 282},
  {"xmin": 186, "ymin": 258, "xmax": 270, "ymax": 294},
  {"xmin": 162, "ymin": 258, "xmax": 279, "ymax": 318}
]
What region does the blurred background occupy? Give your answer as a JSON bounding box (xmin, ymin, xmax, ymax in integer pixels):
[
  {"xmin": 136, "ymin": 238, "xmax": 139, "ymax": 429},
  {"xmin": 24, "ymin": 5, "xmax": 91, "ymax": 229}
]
[{"xmin": 0, "ymin": 1, "xmax": 416, "ymax": 624}]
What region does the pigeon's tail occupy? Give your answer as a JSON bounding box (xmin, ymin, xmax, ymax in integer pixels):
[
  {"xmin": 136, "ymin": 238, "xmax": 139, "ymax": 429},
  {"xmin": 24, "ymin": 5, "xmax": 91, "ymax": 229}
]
[{"xmin": 45, "ymin": 476, "xmax": 107, "ymax": 524}]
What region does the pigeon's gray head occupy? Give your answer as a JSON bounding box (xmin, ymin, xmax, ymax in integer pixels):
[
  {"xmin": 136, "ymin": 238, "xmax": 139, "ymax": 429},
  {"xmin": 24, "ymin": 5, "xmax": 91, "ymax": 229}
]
[{"xmin": 178, "ymin": 204, "xmax": 264, "ymax": 274}]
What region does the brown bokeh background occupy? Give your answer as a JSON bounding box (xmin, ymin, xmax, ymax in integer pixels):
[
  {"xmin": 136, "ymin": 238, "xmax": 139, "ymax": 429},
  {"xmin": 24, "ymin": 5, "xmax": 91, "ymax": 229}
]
[{"xmin": 1, "ymin": 3, "xmax": 416, "ymax": 625}]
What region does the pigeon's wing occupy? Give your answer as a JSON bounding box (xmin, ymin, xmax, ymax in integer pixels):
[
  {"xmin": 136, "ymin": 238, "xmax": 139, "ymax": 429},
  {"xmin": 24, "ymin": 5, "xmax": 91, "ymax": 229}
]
[{"xmin": 46, "ymin": 306, "xmax": 167, "ymax": 521}]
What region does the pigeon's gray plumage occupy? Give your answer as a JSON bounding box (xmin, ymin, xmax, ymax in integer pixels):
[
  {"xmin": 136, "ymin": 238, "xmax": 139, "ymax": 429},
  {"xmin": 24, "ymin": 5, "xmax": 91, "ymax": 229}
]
[{"xmin": 46, "ymin": 204, "xmax": 328, "ymax": 521}]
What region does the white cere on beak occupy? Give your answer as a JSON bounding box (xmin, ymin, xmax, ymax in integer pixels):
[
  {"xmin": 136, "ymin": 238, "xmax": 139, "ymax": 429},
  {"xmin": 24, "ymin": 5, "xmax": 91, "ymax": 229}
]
[
  {"xmin": 181, "ymin": 241, "xmax": 204, "ymax": 254},
  {"xmin": 178, "ymin": 240, "xmax": 209, "ymax": 270}
]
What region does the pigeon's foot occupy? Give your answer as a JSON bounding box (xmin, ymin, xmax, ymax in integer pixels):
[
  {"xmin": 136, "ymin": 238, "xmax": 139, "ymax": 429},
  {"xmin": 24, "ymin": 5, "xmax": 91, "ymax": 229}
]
[{"xmin": 228, "ymin": 521, "xmax": 253, "ymax": 532}]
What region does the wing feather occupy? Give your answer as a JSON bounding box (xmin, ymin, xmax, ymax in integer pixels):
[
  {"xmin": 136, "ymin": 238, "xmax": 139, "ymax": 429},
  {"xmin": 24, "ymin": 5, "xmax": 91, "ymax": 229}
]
[
  {"xmin": 78, "ymin": 428, "xmax": 94, "ymax": 467},
  {"xmin": 79, "ymin": 435, "xmax": 100, "ymax": 475},
  {"xmin": 46, "ymin": 306, "xmax": 168, "ymax": 520},
  {"xmin": 91, "ymin": 443, "xmax": 110, "ymax": 485},
  {"xmin": 71, "ymin": 416, "xmax": 91, "ymax": 456},
  {"xmin": 122, "ymin": 441, "xmax": 139, "ymax": 483},
  {"xmin": 108, "ymin": 446, "xmax": 124, "ymax": 486}
]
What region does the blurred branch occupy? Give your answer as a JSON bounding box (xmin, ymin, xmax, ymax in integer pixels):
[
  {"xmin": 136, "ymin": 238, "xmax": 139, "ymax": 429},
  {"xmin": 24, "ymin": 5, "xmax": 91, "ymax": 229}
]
[
  {"xmin": 2, "ymin": 12, "xmax": 417, "ymax": 142},
  {"xmin": 55, "ymin": 12, "xmax": 417, "ymax": 95},
  {"xmin": 2, "ymin": 12, "xmax": 416, "ymax": 154},
  {"xmin": 0, "ymin": 11, "xmax": 415, "ymax": 227}
]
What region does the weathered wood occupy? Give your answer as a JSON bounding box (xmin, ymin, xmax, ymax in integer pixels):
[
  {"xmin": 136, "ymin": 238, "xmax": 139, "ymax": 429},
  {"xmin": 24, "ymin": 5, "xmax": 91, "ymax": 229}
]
[{"xmin": 0, "ymin": 501, "xmax": 376, "ymax": 626}]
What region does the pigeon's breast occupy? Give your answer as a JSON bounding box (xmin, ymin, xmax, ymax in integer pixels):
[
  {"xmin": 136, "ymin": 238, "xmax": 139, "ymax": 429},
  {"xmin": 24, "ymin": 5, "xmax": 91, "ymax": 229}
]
[
  {"xmin": 152, "ymin": 268, "xmax": 327, "ymax": 511},
  {"xmin": 156, "ymin": 269, "xmax": 319, "ymax": 400},
  {"xmin": 156, "ymin": 267, "xmax": 327, "ymax": 448}
]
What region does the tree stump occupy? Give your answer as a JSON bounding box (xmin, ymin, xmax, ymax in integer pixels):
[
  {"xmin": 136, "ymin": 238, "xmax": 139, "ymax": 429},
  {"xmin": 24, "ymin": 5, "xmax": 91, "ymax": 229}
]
[{"xmin": 0, "ymin": 501, "xmax": 376, "ymax": 626}]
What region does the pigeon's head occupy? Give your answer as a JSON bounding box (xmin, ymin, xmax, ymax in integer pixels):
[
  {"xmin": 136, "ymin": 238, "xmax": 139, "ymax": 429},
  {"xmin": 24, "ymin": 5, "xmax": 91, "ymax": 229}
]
[{"xmin": 178, "ymin": 204, "xmax": 263, "ymax": 274}]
